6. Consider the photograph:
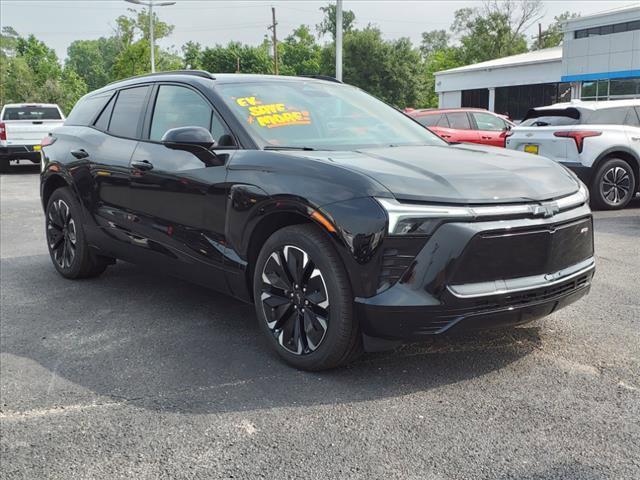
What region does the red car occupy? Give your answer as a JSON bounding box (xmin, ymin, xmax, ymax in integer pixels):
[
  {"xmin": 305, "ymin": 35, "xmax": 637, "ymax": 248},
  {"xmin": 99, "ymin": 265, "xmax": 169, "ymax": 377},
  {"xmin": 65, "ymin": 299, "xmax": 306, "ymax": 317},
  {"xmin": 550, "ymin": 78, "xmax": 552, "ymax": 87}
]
[{"xmin": 406, "ymin": 108, "xmax": 514, "ymax": 147}]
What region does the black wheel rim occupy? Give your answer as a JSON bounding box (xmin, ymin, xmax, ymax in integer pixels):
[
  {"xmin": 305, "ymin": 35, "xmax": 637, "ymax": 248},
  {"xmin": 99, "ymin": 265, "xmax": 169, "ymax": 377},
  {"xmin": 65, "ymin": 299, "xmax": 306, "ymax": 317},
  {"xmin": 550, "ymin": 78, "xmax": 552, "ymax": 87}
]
[
  {"xmin": 47, "ymin": 199, "xmax": 77, "ymax": 269},
  {"xmin": 260, "ymin": 245, "xmax": 329, "ymax": 355},
  {"xmin": 601, "ymin": 166, "xmax": 631, "ymax": 205}
]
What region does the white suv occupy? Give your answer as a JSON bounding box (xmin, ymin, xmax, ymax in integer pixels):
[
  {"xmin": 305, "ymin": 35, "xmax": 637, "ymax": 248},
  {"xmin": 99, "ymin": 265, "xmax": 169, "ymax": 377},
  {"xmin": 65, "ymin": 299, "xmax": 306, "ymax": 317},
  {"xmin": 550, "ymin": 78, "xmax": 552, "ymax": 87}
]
[{"xmin": 506, "ymin": 100, "xmax": 640, "ymax": 210}]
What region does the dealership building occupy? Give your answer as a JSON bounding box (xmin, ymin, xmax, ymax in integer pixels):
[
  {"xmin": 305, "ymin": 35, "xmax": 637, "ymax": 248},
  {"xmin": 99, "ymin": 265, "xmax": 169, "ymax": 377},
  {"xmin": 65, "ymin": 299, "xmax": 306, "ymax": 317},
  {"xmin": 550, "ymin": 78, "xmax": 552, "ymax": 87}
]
[{"xmin": 434, "ymin": 5, "xmax": 640, "ymax": 119}]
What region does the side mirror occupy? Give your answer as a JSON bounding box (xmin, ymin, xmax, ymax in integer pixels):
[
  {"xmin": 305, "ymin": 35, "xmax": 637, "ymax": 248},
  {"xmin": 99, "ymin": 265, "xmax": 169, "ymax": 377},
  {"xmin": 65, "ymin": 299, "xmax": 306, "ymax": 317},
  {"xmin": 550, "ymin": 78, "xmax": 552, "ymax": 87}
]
[
  {"xmin": 161, "ymin": 126, "xmax": 221, "ymax": 166},
  {"xmin": 161, "ymin": 126, "xmax": 215, "ymax": 148}
]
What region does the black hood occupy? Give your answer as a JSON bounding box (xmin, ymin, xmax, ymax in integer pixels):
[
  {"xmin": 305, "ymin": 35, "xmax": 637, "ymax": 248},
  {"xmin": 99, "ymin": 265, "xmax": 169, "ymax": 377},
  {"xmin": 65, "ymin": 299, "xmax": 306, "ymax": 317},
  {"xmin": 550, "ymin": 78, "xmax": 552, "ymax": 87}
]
[{"xmin": 291, "ymin": 143, "xmax": 581, "ymax": 204}]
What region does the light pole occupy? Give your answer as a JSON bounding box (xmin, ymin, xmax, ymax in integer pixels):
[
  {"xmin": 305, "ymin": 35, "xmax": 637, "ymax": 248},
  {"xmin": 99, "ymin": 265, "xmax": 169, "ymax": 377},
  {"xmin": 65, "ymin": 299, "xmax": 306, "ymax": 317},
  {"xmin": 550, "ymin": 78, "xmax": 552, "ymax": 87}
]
[
  {"xmin": 335, "ymin": 0, "xmax": 343, "ymax": 82},
  {"xmin": 124, "ymin": 0, "xmax": 175, "ymax": 73}
]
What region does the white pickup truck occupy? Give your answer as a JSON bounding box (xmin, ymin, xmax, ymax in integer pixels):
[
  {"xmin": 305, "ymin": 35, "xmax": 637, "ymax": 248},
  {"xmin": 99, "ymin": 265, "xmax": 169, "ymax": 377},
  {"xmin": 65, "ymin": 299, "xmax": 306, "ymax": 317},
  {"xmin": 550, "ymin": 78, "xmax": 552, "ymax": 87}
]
[{"xmin": 0, "ymin": 103, "xmax": 65, "ymax": 172}]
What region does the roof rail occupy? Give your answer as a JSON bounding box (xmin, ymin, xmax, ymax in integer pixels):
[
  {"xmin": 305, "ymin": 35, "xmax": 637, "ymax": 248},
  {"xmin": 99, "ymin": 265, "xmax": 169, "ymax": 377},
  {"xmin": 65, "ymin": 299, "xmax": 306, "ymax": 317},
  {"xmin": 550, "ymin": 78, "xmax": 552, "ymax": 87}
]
[
  {"xmin": 298, "ymin": 74, "xmax": 342, "ymax": 83},
  {"xmin": 106, "ymin": 70, "xmax": 215, "ymax": 86}
]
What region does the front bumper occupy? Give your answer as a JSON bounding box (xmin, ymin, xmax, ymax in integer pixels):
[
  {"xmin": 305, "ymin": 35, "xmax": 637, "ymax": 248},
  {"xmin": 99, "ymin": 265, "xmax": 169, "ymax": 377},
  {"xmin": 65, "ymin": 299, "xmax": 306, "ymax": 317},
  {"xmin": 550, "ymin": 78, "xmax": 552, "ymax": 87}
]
[
  {"xmin": 0, "ymin": 145, "xmax": 42, "ymax": 163},
  {"xmin": 355, "ymin": 204, "xmax": 595, "ymax": 340}
]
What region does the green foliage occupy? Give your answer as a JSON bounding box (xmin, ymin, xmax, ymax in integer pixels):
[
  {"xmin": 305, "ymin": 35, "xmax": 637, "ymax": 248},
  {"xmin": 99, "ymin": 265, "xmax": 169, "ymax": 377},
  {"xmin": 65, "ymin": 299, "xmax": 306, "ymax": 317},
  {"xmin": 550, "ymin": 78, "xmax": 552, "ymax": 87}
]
[
  {"xmin": 532, "ymin": 11, "xmax": 579, "ymax": 50},
  {"xmin": 280, "ymin": 26, "xmax": 321, "ymax": 76},
  {"xmin": 317, "ymin": 4, "xmax": 356, "ymax": 40},
  {"xmin": 200, "ymin": 42, "xmax": 272, "ymax": 74},
  {"xmin": 66, "ymin": 38, "xmax": 120, "ymax": 91},
  {"xmin": 1, "ymin": 29, "xmax": 86, "ymax": 113},
  {"xmin": 420, "ymin": 30, "xmax": 450, "ymax": 58}
]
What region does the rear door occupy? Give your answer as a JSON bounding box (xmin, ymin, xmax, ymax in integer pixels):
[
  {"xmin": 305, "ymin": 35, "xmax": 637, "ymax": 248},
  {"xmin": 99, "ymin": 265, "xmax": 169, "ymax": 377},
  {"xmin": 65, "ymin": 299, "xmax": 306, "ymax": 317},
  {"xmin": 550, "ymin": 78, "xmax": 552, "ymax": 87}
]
[
  {"xmin": 627, "ymin": 107, "xmax": 640, "ymax": 157},
  {"xmin": 127, "ymin": 82, "xmax": 236, "ymax": 291},
  {"xmin": 470, "ymin": 111, "xmax": 509, "ymax": 147},
  {"xmin": 75, "ymin": 85, "xmax": 151, "ymax": 261},
  {"xmin": 440, "ymin": 112, "xmax": 480, "ymax": 143}
]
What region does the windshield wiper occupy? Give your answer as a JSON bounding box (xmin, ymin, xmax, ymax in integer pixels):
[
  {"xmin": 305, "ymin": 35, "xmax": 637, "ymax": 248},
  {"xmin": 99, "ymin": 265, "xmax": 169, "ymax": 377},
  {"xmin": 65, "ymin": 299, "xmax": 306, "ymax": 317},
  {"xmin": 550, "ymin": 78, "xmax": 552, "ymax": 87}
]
[{"xmin": 263, "ymin": 145, "xmax": 317, "ymax": 151}]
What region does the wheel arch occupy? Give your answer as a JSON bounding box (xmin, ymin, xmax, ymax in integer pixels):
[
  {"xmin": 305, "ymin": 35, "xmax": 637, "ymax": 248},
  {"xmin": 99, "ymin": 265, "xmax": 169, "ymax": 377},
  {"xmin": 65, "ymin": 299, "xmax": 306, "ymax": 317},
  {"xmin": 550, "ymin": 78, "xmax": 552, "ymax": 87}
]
[
  {"xmin": 41, "ymin": 173, "xmax": 72, "ymax": 210},
  {"xmin": 592, "ymin": 147, "xmax": 640, "ymax": 192}
]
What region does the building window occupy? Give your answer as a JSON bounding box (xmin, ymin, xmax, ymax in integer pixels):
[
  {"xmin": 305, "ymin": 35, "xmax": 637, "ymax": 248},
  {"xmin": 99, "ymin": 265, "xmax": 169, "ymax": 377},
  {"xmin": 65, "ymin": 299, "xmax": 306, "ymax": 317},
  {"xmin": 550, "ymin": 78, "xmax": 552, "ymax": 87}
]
[
  {"xmin": 494, "ymin": 83, "xmax": 572, "ymax": 120},
  {"xmin": 582, "ymin": 78, "xmax": 640, "ymax": 101},
  {"xmin": 574, "ymin": 20, "xmax": 640, "ymax": 39},
  {"xmin": 461, "ymin": 88, "xmax": 489, "ymax": 109}
]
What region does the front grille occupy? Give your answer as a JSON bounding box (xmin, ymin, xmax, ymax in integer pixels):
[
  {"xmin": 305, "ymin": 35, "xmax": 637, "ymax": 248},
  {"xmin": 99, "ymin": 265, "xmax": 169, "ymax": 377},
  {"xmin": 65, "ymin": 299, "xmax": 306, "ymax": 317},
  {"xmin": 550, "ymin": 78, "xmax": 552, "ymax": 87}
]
[
  {"xmin": 467, "ymin": 273, "xmax": 591, "ymax": 311},
  {"xmin": 450, "ymin": 217, "xmax": 594, "ymax": 285}
]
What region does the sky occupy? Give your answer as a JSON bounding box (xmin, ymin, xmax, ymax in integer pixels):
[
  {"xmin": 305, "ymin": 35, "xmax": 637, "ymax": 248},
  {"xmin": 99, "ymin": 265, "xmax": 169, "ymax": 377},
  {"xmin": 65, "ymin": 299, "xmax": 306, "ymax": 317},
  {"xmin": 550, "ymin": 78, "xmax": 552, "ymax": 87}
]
[{"xmin": 2, "ymin": 0, "xmax": 639, "ymax": 61}]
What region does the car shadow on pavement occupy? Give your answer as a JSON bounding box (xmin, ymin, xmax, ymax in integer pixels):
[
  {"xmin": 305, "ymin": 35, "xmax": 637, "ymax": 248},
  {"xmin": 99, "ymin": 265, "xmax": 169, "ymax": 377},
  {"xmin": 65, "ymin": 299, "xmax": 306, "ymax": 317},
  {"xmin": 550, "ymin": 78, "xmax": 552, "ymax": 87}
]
[{"xmin": 1, "ymin": 254, "xmax": 543, "ymax": 415}]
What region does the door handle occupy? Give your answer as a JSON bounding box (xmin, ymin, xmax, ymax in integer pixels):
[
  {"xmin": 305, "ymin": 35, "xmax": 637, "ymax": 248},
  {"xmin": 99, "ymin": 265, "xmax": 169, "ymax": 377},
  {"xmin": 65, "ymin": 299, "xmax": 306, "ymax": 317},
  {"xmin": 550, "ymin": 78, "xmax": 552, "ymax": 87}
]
[
  {"xmin": 70, "ymin": 149, "xmax": 89, "ymax": 159},
  {"xmin": 631, "ymin": 137, "xmax": 640, "ymax": 142},
  {"xmin": 131, "ymin": 159, "xmax": 154, "ymax": 171}
]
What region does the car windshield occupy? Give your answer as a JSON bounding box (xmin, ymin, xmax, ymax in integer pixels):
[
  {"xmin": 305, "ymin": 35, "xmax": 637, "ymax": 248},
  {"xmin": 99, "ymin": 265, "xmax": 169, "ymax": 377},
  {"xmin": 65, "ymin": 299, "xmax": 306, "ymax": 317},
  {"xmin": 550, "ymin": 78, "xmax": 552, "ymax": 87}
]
[
  {"xmin": 216, "ymin": 80, "xmax": 446, "ymax": 150},
  {"xmin": 2, "ymin": 106, "xmax": 61, "ymax": 121}
]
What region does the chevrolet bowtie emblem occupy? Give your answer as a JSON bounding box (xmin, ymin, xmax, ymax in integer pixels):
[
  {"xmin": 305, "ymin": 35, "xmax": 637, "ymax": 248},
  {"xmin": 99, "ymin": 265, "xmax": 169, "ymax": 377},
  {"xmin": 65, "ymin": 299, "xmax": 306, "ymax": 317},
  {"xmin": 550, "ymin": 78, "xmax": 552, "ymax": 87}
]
[{"xmin": 531, "ymin": 202, "xmax": 560, "ymax": 218}]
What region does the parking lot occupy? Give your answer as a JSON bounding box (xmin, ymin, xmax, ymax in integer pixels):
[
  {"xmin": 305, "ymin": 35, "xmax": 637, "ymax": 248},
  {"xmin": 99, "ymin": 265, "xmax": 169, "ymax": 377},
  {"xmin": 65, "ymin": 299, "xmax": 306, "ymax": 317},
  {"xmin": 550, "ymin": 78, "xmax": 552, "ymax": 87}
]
[{"xmin": 1, "ymin": 166, "xmax": 639, "ymax": 479}]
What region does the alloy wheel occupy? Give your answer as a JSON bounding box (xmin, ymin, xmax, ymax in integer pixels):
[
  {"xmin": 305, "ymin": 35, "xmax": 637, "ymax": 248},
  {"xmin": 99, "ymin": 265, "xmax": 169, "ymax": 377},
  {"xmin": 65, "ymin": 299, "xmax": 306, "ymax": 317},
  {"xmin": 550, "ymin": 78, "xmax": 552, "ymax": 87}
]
[
  {"xmin": 260, "ymin": 245, "xmax": 329, "ymax": 355},
  {"xmin": 47, "ymin": 199, "xmax": 77, "ymax": 269},
  {"xmin": 601, "ymin": 166, "xmax": 631, "ymax": 205}
]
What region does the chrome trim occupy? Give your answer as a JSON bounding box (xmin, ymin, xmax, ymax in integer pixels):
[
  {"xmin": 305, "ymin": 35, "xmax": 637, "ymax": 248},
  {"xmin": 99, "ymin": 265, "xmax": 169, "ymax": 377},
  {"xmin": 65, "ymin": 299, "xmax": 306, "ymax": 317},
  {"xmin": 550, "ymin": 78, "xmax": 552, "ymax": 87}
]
[
  {"xmin": 447, "ymin": 257, "xmax": 595, "ymax": 299},
  {"xmin": 376, "ymin": 183, "xmax": 589, "ymax": 234}
]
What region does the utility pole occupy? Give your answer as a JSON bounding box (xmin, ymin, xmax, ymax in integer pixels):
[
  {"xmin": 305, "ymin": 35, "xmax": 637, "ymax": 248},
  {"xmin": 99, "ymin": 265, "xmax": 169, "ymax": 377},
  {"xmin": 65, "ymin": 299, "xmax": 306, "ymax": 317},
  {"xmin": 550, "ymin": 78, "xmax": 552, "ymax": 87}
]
[
  {"xmin": 335, "ymin": 0, "xmax": 343, "ymax": 81},
  {"xmin": 538, "ymin": 22, "xmax": 543, "ymax": 48},
  {"xmin": 125, "ymin": 0, "xmax": 175, "ymax": 73},
  {"xmin": 268, "ymin": 7, "xmax": 279, "ymax": 75}
]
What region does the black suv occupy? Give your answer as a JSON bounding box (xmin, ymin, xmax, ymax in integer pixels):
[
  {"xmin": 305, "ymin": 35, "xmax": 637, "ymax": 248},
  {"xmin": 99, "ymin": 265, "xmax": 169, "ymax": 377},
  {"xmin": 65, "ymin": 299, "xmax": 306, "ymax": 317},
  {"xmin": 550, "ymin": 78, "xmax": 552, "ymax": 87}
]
[{"xmin": 40, "ymin": 71, "xmax": 595, "ymax": 370}]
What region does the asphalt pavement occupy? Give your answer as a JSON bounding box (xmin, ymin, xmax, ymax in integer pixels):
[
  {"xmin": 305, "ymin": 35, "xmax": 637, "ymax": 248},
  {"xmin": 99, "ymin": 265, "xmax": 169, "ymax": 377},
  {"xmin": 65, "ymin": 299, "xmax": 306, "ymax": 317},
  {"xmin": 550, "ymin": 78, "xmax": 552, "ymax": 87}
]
[{"xmin": 1, "ymin": 165, "xmax": 639, "ymax": 480}]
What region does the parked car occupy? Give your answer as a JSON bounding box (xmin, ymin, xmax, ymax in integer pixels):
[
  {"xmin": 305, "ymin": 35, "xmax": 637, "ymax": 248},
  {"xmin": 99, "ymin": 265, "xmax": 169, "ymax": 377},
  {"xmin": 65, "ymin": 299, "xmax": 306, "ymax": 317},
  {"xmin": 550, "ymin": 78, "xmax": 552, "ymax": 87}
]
[
  {"xmin": 506, "ymin": 100, "xmax": 640, "ymax": 210},
  {"xmin": 0, "ymin": 103, "xmax": 65, "ymax": 172},
  {"xmin": 40, "ymin": 71, "xmax": 594, "ymax": 370},
  {"xmin": 406, "ymin": 108, "xmax": 514, "ymax": 147}
]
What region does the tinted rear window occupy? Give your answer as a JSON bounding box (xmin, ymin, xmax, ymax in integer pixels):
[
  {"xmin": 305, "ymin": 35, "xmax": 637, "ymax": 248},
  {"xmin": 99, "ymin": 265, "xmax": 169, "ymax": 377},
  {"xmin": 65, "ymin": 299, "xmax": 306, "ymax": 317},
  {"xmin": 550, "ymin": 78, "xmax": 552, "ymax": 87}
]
[
  {"xmin": 108, "ymin": 86, "xmax": 150, "ymax": 138},
  {"xmin": 66, "ymin": 92, "xmax": 113, "ymax": 126},
  {"xmin": 3, "ymin": 106, "xmax": 61, "ymax": 121},
  {"xmin": 520, "ymin": 108, "xmax": 582, "ymax": 127},
  {"xmin": 415, "ymin": 114, "xmax": 442, "ymax": 127}
]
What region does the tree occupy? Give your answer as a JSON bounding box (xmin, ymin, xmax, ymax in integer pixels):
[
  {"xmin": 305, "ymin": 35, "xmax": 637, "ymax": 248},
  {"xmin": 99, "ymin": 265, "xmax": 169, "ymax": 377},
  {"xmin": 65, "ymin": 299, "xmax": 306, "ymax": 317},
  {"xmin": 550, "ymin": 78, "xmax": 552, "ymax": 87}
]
[
  {"xmin": 317, "ymin": 3, "xmax": 356, "ymax": 40},
  {"xmin": 451, "ymin": 1, "xmax": 542, "ymax": 64},
  {"xmin": 423, "ymin": 47, "xmax": 465, "ymax": 107},
  {"xmin": 200, "ymin": 42, "xmax": 272, "ymax": 74},
  {"xmin": 280, "ymin": 25, "xmax": 321, "ymax": 76},
  {"xmin": 420, "ymin": 30, "xmax": 450, "ymax": 58},
  {"xmin": 532, "ymin": 11, "xmax": 579, "ymax": 50},
  {"xmin": 66, "ymin": 37, "xmax": 120, "ymax": 90},
  {"xmin": 182, "ymin": 41, "xmax": 203, "ymax": 69},
  {"xmin": 111, "ymin": 8, "xmax": 175, "ymax": 77}
]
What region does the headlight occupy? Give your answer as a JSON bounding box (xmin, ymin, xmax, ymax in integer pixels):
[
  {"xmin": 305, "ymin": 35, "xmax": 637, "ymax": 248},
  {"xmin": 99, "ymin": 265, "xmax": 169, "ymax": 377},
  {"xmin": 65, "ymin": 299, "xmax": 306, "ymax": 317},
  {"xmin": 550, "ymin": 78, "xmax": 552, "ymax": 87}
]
[
  {"xmin": 376, "ymin": 186, "xmax": 590, "ymax": 235},
  {"xmin": 376, "ymin": 198, "xmax": 473, "ymax": 235}
]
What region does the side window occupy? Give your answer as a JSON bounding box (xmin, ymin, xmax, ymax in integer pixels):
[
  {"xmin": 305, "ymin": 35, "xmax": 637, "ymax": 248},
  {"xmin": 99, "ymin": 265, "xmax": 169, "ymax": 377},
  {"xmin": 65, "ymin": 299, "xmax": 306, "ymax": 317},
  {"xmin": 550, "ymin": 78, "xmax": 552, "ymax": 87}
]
[
  {"xmin": 149, "ymin": 85, "xmax": 233, "ymax": 145},
  {"xmin": 472, "ymin": 112, "xmax": 505, "ymax": 131},
  {"xmin": 624, "ymin": 108, "xmax": 640, "ymax": 127},
  {"xmin": 108, "ymin": 86, "xmax": 150, "ymax": 138},
  {"xmin": 93, "ymin": 94, "xmax": 116, "ymax": 131},
  {"xmin": 586, "ymin": 107, "xmax": 629, "ymax": 125},
  {"xmin": 415, "ymin": 114, "xmax": 441, "ymax": 127},
  {"xmin": 66, "ymin": 92, "xmax": 113, "ymax": 126},
  {"xmin": 436, "ymin": 115, "xmax": 450, "ymax": 127},
  {"xmin": 446, "ymin": 112, "xmax": 471, "ymax": 129}
]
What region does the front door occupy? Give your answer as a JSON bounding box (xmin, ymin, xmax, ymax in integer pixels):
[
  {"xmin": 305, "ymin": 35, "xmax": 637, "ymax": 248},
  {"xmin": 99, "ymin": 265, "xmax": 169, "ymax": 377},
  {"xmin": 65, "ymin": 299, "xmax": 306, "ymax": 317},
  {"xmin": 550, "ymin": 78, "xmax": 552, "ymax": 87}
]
[
  {"xmin": 127, "ymin": 83, "xmax": 237, "ymax": 292},
  {"xmin": 471, "ymin": 111, "xmax": 509, "ymax": 147}
]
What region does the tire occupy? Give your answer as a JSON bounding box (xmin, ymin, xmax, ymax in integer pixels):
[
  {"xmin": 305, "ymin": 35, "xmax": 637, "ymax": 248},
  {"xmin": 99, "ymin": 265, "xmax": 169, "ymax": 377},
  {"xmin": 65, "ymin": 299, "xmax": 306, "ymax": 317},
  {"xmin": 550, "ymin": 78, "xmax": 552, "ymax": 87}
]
[
  {"xmin": 590, "ymin": 158, "xmax": 636, "ymax": 210},
  {"xmin": 253, "ymin": 224, "xmax": 362, "ymax": 371},
  {"xmin": 0, "ymin": 159, "xmax": 10, "ymax": 173},
  {"xmin": 46, "ymin": 187, "xmax": 110, "ymax": 279}
]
